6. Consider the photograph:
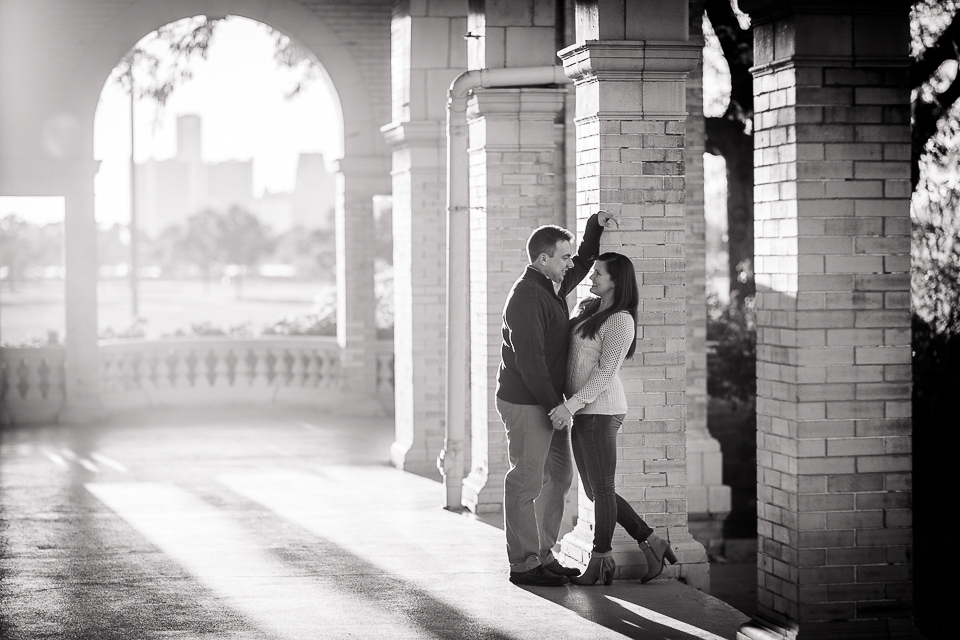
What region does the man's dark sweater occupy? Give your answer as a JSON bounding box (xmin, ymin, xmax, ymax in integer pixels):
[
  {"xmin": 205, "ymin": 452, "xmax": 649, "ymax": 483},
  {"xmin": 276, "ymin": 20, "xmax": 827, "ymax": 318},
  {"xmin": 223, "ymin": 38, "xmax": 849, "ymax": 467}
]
[{"xmin": 496, "ymin": 214, "xmax": 604, "ymax": 411}]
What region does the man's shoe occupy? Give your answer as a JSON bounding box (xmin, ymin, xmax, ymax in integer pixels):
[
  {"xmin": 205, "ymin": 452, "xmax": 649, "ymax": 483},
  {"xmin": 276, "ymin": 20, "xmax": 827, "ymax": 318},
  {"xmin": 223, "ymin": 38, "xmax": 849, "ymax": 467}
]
[
  {"xmin": 509, "ymin": 565, "xmax": 569, "ymax": 587},
  {"xmin": 543, "ymin": 559, "xmax": 581, "ymax": 577}
]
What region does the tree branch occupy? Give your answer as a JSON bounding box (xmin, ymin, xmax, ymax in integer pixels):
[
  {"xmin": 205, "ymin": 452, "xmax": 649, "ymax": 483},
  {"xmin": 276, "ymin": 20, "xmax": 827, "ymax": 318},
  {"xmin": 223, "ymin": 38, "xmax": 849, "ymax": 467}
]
[
  {"xmin": 705, "ymin": 0, "xmax": 754, "ymax": 123},
  {"xmin": 912, "ymin": 14, "xmax": 960, "ymax": 89},
  {"xmin": 912, "ymin": 75, "xmax": 960, "ymax": 188}
]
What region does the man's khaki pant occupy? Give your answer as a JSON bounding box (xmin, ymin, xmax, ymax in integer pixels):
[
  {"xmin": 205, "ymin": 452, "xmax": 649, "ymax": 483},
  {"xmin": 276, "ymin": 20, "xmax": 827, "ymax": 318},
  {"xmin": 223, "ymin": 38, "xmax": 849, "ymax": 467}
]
[{"xmin": 498, "ymin": 397, "xmax": 574, "ymax": 573}]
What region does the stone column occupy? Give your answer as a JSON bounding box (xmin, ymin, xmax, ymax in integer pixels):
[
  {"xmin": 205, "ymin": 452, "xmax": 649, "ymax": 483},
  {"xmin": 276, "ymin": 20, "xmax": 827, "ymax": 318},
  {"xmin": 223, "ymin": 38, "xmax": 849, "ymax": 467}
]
[
  {"xmin": 334, "ymin": 156, "xmax": 391, "ymax": 401},
  {"xmin": 461, "ymin": 87, "xmax": 567, "ymax": 513},
  {"xmin": 459, "ymin": 0, "xmax": 566, "ymax": 513},
  {"xmin": 383, "ymin": 0, "xmax": 468, "ymax": 479},
  {"xmin": 685, "ymin": 0, "xmax": 731, "ymax": 556},
  {"xmin": 738, "ymin": 2, "xmax": 918, "ymax": 638},
  {"xmin": 557, "ymin": 0, "xmax": 708, "ymax": 589},
  {"xmin": 60, "ymin": 159, "xmax": 103, "ymax": 423}
]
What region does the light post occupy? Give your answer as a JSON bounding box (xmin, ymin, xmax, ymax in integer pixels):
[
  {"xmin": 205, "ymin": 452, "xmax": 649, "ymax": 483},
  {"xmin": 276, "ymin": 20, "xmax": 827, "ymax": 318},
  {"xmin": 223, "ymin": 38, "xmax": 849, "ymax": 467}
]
[{"xmin": 127, "ymin": 66, "xmax": 139, "ymax": 319}]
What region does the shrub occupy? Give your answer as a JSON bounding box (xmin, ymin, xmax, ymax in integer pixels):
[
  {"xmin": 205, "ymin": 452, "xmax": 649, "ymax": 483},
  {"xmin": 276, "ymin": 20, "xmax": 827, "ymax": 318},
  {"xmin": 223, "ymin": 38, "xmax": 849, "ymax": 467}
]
[{"xmin": 706, "ymin": 291, "xmax": 756, "ymax": 404}]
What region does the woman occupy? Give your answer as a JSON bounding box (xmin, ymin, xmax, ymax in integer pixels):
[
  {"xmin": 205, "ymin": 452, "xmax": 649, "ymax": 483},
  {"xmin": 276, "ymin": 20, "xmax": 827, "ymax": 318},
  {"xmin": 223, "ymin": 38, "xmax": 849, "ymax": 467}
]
[{"xmin": 549, "ymin": 252, "xmax": 677, "ymax": 586}]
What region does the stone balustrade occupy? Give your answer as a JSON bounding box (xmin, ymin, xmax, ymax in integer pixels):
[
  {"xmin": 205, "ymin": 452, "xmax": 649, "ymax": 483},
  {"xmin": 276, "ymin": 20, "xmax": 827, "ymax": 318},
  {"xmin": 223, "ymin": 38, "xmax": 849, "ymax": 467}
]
[{"xmin": 0, "ymin": 338, "xmax": 395, "ymax": 425}]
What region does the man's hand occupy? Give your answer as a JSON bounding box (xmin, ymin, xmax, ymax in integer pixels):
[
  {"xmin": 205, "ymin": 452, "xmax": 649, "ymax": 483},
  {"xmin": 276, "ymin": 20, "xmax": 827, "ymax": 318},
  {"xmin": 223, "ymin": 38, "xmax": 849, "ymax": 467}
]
[
  {"xmin": 549, "ymin": 403, "xmax": 574, "ymax": 430},
  {"xmin": 597, "ymin": 209, "xmax": 620, "ymax": 229}
]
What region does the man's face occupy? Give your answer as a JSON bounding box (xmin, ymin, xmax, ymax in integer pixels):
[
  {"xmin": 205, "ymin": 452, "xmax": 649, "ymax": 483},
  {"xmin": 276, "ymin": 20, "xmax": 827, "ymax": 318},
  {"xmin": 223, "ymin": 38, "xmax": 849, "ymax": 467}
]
[{"xmin": 539, "ymin": 240, "xmax": 575, "ymax": 284}]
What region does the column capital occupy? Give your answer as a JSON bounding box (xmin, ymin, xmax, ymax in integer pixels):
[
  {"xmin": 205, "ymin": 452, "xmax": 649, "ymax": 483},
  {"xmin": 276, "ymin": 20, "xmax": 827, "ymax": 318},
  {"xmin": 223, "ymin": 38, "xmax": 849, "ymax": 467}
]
[
  {"xmin": 559, "ymin": 40, "xmax": 700, "ymax": 84},
  {"xmin": 465, "ymin": 87, "xmax": 566, "ymax": 152},
  {"xmin": 465, "ymin": 87, "xmax": 567, "ymax": 119},
  {"xmin": 744, "ymin": 0, "xmax": 910, "ymax": 71},
  {"xmin": 380, "ymin": 120, "xmax": 445, "ymax": 150},
  {"xmin": 560, "ymin": 41, "xmax": 700, "ymax": 121}
]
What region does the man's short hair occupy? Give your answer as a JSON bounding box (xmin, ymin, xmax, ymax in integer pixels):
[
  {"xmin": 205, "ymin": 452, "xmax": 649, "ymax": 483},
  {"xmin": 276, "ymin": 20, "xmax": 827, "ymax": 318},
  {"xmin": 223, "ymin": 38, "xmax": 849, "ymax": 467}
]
[{"xmin": 527, "ymin": 225, "xmax": 574, "ymax": 263}]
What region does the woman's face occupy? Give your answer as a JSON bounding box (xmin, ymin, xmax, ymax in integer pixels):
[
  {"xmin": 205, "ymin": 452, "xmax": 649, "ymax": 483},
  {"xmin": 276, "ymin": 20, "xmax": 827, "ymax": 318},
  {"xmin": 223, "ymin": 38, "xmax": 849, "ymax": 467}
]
[{"xmin": 589, "ymin": 261, "xmax": 615, "ymax": 298}]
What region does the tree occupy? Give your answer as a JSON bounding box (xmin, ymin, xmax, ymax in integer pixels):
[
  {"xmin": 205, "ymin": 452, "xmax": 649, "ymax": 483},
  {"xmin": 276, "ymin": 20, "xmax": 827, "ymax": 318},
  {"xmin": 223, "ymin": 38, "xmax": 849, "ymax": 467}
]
[
  {"xmin": 217, "ymin": 206, "xmax": 274, "ymax": 299},
  {"xmin": 110, "ymin": 17, "xmax": 221, "ymax": 121},
  {"xmin": 270, "ymin": 226, "xmax": 336, "ymax": 279},
  {"xmin": 268, "ymin": 27, "xmax": 323, "ymax": 99},
  {"xmin": 912, "ymin": 0, "xmax": 960, "ymax": 335},
  {"xmin": 98, "ymin": 223, "xmax": 130, "ymax": 268},
  {"xmin": 703, "ymin": 0, "xmax": 755, "ymax": 298},
  {"xmin": 912, "ymin": 0, "xmax": 960, "ymax": 190},
  {"xmin": 0, "ymin": 215, "xmax": 34, "ymax": 290},
  {"xmin": 179, "ymin": 209, "xmax": 223, "ymax": 292}
]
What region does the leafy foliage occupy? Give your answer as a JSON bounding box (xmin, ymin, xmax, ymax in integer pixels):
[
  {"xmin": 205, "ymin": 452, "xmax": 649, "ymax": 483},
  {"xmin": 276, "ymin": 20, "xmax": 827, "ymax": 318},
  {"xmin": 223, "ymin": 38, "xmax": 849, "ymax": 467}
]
[
  {"xmin": 912, "ymin": 1, "xmax": 960, "ymax": 339},
  {"xmin": 706, "ymin": 292, "xmax": 756, "ymax": 404},
  {"xmin": 111, "ymin": 16, "xmax": 222, "ymax": 121},
  {"xmin": 703, "ymin": 0, "xmax": 755, "ymax": 297},
  {"xmin": 0, "ymin": 215, "xmax": 61, "ymax": 287}
]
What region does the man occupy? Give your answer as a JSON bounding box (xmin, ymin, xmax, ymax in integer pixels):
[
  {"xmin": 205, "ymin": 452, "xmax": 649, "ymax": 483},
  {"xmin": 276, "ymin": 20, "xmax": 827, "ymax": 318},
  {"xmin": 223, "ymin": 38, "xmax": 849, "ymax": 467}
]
[{"xmin": 497, "ymin": 210, "xmax": 617, "ymax": 587}]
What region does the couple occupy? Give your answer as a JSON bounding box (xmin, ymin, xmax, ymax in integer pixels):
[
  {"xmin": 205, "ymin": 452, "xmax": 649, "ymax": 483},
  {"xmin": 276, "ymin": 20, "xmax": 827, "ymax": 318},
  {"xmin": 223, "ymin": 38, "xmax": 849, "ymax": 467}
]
[{"xmin": 497, "ymin": 211, "xmax": 678, "ymax": 588}]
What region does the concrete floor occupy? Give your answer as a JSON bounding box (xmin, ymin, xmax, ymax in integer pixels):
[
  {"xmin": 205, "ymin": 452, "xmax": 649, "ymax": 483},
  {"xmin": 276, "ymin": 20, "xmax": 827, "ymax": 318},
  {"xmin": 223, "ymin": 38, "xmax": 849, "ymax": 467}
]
[{"xmin": 0, "ymin": 407, "xmax": 750, "ymax": 639}]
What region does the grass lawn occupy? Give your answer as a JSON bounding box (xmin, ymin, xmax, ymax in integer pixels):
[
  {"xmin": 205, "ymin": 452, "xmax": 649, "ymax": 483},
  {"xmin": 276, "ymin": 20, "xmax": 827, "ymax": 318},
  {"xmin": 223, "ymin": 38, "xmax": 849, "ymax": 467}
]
[{"xmin": 0, "ymin": 278, "xmax": 335, "ymax": 344}]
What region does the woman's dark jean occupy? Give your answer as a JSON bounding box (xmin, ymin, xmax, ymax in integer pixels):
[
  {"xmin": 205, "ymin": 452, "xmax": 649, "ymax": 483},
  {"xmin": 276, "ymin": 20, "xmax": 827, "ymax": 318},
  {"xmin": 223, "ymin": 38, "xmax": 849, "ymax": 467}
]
[{"xmin": 571, "ymin": 413, "xmax": 654, "ymax": 554}]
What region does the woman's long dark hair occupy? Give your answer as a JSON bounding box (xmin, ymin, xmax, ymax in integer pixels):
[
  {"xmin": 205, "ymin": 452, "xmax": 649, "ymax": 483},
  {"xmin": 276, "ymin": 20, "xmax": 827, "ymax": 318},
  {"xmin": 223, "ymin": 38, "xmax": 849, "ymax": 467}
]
[{"xmin": 571, "ymin": 252, "xmax": 638, "ymax": 359}]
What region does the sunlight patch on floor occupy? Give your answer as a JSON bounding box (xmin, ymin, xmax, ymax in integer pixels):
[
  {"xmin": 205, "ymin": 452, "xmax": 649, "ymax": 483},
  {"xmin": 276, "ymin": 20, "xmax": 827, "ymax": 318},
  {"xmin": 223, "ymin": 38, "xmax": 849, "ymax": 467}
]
[
  {"xmin": 85, "ymin": 481, "xmax": 427, "ymax": 640},
  {"xmin": 217, "ymin": 466, "xmax": 645, "ymax": 640},
  {"xmin": 607, "ymin": 596, "xmax": 728, "ymax": 640}
]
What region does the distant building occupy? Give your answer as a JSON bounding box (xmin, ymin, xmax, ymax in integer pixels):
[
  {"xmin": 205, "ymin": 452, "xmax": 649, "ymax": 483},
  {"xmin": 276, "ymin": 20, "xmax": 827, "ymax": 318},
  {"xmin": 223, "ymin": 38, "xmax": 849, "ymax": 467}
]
[{"xmin": 134, "ymin": 115, "xmax": 335, "ymax": 236}]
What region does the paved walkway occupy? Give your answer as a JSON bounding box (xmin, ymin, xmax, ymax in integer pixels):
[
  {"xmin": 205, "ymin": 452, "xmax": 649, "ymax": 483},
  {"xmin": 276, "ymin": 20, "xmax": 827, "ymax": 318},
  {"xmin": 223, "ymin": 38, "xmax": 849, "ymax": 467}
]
[{"xmin": 0, "ymin": 407, "xmax": 749, "ymax": 639}]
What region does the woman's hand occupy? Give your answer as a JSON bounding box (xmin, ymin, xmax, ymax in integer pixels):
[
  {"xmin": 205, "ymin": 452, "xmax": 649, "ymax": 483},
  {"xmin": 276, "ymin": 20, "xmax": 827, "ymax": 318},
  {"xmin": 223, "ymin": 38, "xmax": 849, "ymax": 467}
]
[{"xmin": 549, "ymin": 403, "xmax": 574, "ymax": 430}]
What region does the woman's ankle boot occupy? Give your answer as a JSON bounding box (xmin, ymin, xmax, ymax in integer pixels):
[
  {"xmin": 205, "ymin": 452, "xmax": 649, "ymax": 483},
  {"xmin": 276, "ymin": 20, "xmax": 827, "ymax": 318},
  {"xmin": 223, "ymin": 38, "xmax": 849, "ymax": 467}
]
[
  {"xmin": 639, "ymin": 533, "xmax": 677, "ymax": 584},
  {"xmin": 570, "ymin": 552, "xmax": 616, "ymax": 586}
]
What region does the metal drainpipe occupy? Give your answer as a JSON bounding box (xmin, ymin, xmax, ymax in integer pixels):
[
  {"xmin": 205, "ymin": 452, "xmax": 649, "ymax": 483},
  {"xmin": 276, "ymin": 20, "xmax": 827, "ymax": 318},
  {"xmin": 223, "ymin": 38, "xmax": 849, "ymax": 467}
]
[{"xmin": 440, "ymin": 65, "xmax": 572, "ymax": 509}]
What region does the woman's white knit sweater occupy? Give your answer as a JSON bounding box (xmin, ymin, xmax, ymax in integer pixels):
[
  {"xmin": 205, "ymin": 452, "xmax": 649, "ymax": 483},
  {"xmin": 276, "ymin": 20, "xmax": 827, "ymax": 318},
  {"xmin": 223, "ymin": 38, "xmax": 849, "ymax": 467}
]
[{"xmin": 563, "ymin": 310, "xmax": 635, "ymax": 415}]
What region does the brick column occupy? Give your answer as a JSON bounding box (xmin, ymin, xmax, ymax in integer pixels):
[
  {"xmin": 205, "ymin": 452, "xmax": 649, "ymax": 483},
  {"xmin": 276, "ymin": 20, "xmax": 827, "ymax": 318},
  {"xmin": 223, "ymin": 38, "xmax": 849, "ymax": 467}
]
[
  {"xmin": 60, "ymin": 159, "xmax": 103, "ymax": 423},
  {"xmin": 739, "ymin": 2, "xmax": 919, "ymax": 638},
  {"xmin": 461, "ymin": 87, "xmax": 567, "ymax": 513},
  {"xmin": 383, "ymin": 0, "xmax": 467, "ymax": 479},
  {"xmin": 459, "ymin": 0, "xmax": 567, "ymax": 513},
  {"xmin": 334, "ymin": 156, "xmax": 391, "ymax": 400},
  {"xmin": 685, "ymin": 0, "xmax": 731, "ymax": 554},
  {"xmin": 557, "ymin": 0, "xmax": 708, "ymax": 588}
]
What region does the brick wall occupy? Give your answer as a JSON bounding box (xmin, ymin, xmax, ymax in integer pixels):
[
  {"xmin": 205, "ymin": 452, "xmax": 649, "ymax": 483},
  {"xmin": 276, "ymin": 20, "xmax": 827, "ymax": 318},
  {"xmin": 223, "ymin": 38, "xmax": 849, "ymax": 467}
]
[
  {"xmin": 750, "ymin": 12, "xmax": 915, "ymax": 632},
  {"xmin": 386, "ymin": 0, "xmax": 467, "ymax": 477},
  {"xmin": 462, "ymin": 87, "xmax": 567, "ymax": 513},
  {"xmin": 558, "ymin": 33, "xmax": 707, "ymax": 587}
]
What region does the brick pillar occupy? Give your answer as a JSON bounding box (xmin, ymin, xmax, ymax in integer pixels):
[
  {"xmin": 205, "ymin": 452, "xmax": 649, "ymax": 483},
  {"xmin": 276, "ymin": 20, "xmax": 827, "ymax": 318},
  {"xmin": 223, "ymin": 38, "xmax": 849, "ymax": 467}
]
[
  {"xmin": 383, "ymin": 0, "xmax": 467, "ymax": 479},
  {"xmin": 334, "ymin": 156, "xmax": 391, "ymax": 401},
  {"xmin": 460, "ymin": 0, "xmax": 566, "ymax": 513},
  {"xmin": 557, "ymin": 0, "xmax": 708, "ymax": 588},
  {"xmin": 685, "ymin": 0, "xmax": 731, "ymax": 555},
  {"xmin": 738, "ymin": 2, "xmax": 919, "ymax": 638},
  {"xmin": 461, "ymin": 87, "xmax": 567, "ymax": 513},
  {"xmin": 60, "ymin": 159, "xmax": 103, "ymax": 423}
]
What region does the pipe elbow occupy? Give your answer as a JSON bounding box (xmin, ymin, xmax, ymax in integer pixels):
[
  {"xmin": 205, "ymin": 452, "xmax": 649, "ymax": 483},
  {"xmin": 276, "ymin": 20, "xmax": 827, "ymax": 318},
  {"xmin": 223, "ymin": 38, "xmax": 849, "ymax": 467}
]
[{"xmin": 449, "ymin": 69, "xmax": 484, "ymax": 102}]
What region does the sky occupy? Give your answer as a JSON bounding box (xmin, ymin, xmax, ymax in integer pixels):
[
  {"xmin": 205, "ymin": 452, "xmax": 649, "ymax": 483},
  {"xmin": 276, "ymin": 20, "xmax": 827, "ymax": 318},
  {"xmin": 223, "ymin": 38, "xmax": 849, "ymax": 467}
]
[{"xmin": 0, "ymin": 16, "xmax": 342, "ymax": 227}]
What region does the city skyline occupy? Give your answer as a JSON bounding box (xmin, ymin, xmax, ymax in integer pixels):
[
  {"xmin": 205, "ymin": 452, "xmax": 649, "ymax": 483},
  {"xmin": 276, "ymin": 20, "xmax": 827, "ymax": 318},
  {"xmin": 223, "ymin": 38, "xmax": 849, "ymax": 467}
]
[{"xmin": 2, "ymin": 16, "xmax": 341, "ymax": 228}]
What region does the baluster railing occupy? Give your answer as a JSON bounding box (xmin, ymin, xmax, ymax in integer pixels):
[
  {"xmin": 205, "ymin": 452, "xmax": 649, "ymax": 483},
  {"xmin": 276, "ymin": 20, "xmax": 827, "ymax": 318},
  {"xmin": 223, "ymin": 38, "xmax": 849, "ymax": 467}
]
[{"xmin": 1, "ymin": 338, "xmax": 394, "ymax": 424}]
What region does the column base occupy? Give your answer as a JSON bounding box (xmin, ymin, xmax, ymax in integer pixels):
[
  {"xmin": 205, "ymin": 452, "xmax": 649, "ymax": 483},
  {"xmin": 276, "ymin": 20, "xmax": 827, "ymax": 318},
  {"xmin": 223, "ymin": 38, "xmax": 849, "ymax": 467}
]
[
  {"xmin": 688, "ymin": 510, "xmax": 730, "ymax": 559},
  {"xmin": 560, "ymin": 525, "xmax": 710, "ymax": 590},
  {"xmin": 462, "ymin": 467, "xmax": 501, "ymax": 514},
  {"xmin": 738, "ymin": 615, "xmax": 923, "ymax": 640},
  {"xmin": 390, "ymin": 441, "xmax": 442, "ymax": 481}
]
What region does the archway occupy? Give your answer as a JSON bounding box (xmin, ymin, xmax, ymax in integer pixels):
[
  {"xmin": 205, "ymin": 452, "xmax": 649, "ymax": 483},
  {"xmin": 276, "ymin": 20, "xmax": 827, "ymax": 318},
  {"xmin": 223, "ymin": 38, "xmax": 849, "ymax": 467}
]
[{"xmin": 53, "ymin": 0, "xmax": 393, "ymax": 417}]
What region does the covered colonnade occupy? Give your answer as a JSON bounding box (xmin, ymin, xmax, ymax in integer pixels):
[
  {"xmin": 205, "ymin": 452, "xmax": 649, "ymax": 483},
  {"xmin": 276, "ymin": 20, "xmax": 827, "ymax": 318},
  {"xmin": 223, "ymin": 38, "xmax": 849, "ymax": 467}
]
[{"xmin": 0, "ymin": 0, "xmax": 920, "ymax": 637}]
